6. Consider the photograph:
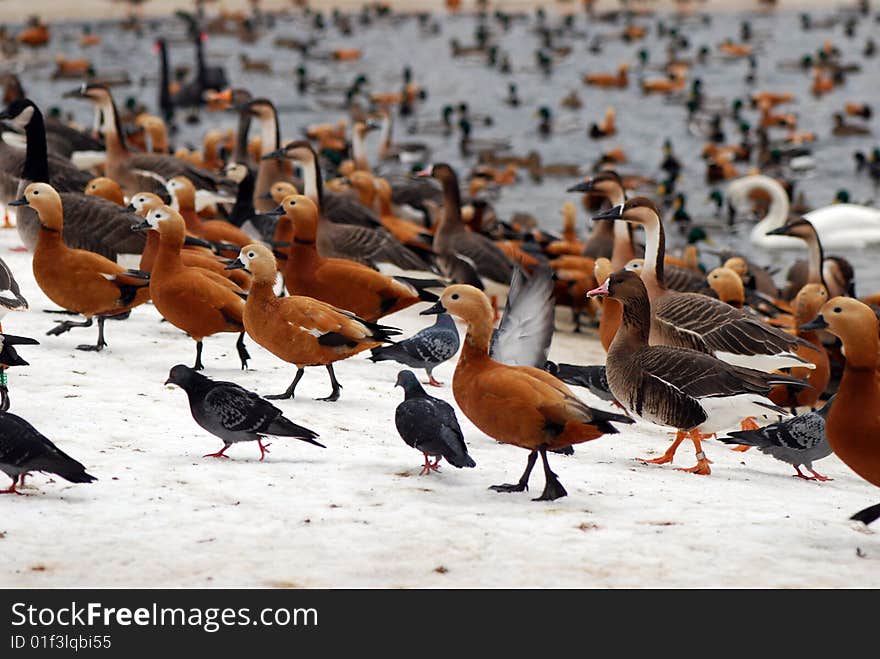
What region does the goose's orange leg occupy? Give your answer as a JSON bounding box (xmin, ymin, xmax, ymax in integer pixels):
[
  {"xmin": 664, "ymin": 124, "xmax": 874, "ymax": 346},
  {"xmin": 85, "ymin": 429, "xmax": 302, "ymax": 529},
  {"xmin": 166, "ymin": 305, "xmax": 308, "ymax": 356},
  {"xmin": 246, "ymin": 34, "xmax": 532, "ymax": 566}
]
[
  {"xmin": 675, "ymin": 430, "xmax": 712, "ymax": 475},
  {"xmin": 638, "ymin": 430, "xmax": 687, "ymax": 465},
  {"xmin": 732, "ymin": 416, "xmax": 759, "ymax": 452}
]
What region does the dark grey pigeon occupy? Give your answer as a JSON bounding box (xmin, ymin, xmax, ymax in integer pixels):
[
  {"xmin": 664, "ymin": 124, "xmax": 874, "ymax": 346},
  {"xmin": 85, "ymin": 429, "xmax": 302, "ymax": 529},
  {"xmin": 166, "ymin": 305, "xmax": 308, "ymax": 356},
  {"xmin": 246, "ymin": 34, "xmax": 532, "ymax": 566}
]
[
  {"xmin": 0, "ymin": 332, "xmax": 38, "ymax": 412},
  {"xmin": 165, "ymin": 365, "xmax": 325, "ymax": 460},
  {"xmin": 719, "ymin": 396, "xmax": 834, "ymax": 480},
  {"xmin": 394, "ymin": 370, "xmax": 475, "ymax": 475},
  {"xmin": 369, "ymin": 313, "xmax": 459, "ymax": 386},
  {"xmin": 0, "ymin": 412, "xmax": 96, "ymax": 494}
]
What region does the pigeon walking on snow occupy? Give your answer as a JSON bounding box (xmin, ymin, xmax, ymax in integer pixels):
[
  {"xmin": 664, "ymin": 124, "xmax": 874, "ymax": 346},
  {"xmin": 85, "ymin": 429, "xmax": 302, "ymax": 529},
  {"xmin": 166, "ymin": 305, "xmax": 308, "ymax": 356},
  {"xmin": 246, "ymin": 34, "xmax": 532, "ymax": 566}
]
[
  {"xmin": 0, "ymin": 412, "xmax": 96, "ymax": 494},
  {"xmin": 369, "ymin": 313, "xmax": 460, "ymax": 386},
  {"xmin": 394, "ymin": 370, "xmax": 475, "ymax": 475},
  {"xmin": 165, "ymin": 365, "xmax": 325, "ymax": 460},
  {"xmin": 719, "ymin": 397, "xmax": 834, "ymax": 480}
]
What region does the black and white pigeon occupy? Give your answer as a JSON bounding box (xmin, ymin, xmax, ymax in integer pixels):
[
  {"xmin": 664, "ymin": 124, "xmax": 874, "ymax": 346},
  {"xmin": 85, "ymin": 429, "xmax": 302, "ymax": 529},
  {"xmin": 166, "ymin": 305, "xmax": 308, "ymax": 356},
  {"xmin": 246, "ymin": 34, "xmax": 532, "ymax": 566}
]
[
  {"xmin": 0, "ymin": 332, "xmax": 38, "ymax": 412},
  {"xmin": 490, "ymin": 265, "xmax": 555, "ymax": 368},
  {"xmin": 165, "ymin": 364, "xmax": 325, "ymax": 460},
  {"xmin": 0, "ymin": 256, "xmax": 27, "ymax": 321},
  {"xmin": 369, "ymin": 313, "xmax": 460, "ymax": 386},
  {"xmin": 0, "ymin": 412, "xmax": 96, "ymax": 494},
  {"xmin": 394, "ymin": 370, "xmax": 475, "ymax": 475},
  {"xmin": 719, "ymin": 397, "xmax": 834, "ymax": 480}
]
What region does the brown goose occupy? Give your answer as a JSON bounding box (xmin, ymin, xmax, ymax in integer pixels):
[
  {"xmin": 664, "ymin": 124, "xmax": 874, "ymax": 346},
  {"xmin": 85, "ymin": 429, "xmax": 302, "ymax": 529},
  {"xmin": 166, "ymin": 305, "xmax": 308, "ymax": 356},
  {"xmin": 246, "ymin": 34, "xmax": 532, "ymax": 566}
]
[
  {"xmin": 770, "ymin": 218, "xmax": 855, "ymax": 299},
  {"xmin": 0, "ymin": 100, "xmax": 143, "ymax": 259},
  {"xmin": 65, "ymin": 84, "xmax": 229, "ymax": 200},
  {"xmin": 588, "ymin": 270, "xmax": 807, "ymax": 475},
  {"xmin": 593, "ymin": 198, "xmax": 811, "ymax": 372},
  {"xmin": 264, "ymin": 141, "xmax": 431, "ymax": 271},
  {"xmin": 426, "ymin": 163, "xmax": 514, "ymax": 286}
]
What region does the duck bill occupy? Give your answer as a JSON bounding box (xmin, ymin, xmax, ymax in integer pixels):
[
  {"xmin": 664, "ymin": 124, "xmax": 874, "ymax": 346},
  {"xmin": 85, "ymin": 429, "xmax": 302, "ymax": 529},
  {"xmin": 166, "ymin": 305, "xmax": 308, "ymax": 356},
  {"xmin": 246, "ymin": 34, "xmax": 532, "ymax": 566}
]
[
  {"xmin": 131, "ymin": 220, "xmax": 151, "ymax": 232},
  {"xmin": 184, "ymin": 235, "xmax": 213, "ymax": 249},
  {"xmin": 7, "ymin": 196, "xmax": 28, "ymax": 207},
  {"xmin": 261, "ymin": 148, "xmax": 286, "ymax": 161},
  {"xmin": 258, "ymin": 191, "xmax": 274, "ymax": 199},
  {"xmin": 799, "ymin": 315, "xmax": 828, "ymax": 331},
  {"xmin": 586, "ymin": 281, "xmax": 610, "ymax": 298},
  {"xmin": 120, "ymin": 203, "xmax": 137, "ymax": 213},
  {"xmin": 592, "ymin": 204, "xmax": 624, "ymax": 222},
  {"xmin": 265, "ymin": 206, "xmax": 286, "ymax": 217},
  {"xmin": 419, "ymin": 300, "xmax": 446, "ymax": 315},
  {"xmin": 566, "ymin": 180, "xmax": 595, "ymax": 193},
  {"xmin": 766, "ymin": 225, "xmax": 793, "ymax": 236},
  {"xmin": 225, "ymin": 258, "xmax": 247, "ymax": 271}
]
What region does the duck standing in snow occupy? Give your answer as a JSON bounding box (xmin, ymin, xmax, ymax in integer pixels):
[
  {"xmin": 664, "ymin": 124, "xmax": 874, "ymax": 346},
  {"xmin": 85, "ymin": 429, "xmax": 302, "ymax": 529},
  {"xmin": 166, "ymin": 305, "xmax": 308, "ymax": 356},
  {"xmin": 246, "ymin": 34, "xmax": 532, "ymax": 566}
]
[
  {"xmin": 588, "ymin": 270, "xmax": 807, "ymax": 475},
  {"xmin": 801, "ymin": 298, "xmax": 880, "ymax": 525},
  {"xmin": 165, "ymin": 365, "xmax": 324, "ymax": 460},
  {"xmin": 421, "ymin": 285, "xmax": 633, "ymax": 501},
  {"xmin": 394, "ymin": 370, "xmax": 474, "ymax": 475},
  {"xmin": 369, "ymin": 313, "xmax": 459, "ymax": 386},
  {"xmin": 0, "ymin": 412, "xmax": 96, "ymax": 494},
  {"xmin": 228, "ymin": 244, "xmax": 400, "ymax": 401}
]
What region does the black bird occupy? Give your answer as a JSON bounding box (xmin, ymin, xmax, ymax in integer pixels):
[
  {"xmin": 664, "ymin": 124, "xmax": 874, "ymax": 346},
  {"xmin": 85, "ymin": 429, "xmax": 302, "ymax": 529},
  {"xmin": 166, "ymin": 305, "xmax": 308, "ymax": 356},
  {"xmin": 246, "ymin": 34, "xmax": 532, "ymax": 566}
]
[
  {"xmin": 0, "ymin": 412, "xmax": 96, "ymax": 494},
  {"xmin": 0, "ymin": 333, "xmax": 38, "ymax": 412},
  {"xmin": 165, "ymin": 365, "xmax": 324, "ymax": 460},
  {"xmin": 394, "ymin": 370, "xmax": 475, "ymax": 475},
  {"xmin": 369, "ymin": 313, "xmax": 459, "ymax": 386}
]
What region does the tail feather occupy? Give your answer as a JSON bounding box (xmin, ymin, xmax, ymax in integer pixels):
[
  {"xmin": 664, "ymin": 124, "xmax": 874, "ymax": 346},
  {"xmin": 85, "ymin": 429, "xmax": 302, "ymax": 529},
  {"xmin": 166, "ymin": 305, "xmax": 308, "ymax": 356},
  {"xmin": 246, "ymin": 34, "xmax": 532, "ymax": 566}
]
[
  {"xmin": 719, "ymin": 429, "xmax": 769, "ymax": 448},
  {"xmin": 444, "ymin": 452, "xmax": 476, "ymax": 469},
  {"xmin": 265, "ymin": 417, "xmax": 325, "ymax": 448}
]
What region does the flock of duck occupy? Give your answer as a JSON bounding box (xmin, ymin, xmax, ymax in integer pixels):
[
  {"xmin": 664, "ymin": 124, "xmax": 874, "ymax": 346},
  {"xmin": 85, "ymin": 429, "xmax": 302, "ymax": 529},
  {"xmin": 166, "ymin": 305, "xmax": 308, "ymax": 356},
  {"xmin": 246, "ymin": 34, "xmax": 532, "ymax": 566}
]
[{"xmin": 0, "ymin": 4, "xmax": 879, "ymax": 531}]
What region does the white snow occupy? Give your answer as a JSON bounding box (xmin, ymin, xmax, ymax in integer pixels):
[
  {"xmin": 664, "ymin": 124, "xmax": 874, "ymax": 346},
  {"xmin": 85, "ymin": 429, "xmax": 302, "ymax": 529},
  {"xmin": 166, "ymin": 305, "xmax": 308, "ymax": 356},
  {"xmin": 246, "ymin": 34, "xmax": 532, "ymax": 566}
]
[{"xmin": 0, "ymin": 224, "xmax": 877, "ymax": 588}]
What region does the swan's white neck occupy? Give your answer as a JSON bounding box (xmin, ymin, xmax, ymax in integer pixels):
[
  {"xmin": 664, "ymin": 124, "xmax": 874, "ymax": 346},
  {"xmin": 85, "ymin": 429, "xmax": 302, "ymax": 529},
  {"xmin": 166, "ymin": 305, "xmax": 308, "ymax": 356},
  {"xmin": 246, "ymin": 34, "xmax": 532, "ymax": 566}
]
[
  {"xmin": 258, "ymin": 113, "xmax": 278, "ymax": 154},
  {"xmin": 351, "ymin": 128, "xmax": 369, "ymax": 171},
  {"xmin": 299, "ymin": 153, "xmax": 319, "ymax": 206}
]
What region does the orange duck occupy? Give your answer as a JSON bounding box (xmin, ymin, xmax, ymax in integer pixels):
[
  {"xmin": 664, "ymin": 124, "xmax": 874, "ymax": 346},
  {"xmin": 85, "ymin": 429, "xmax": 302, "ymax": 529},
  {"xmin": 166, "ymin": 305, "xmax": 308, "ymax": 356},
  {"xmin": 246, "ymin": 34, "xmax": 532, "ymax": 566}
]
[
  {"xmin": 583, "ymin": 63, "xmax": 629, "ymax": 88},
  {"xmin": 641, "ymin": 72, "xmax": 685, "ymax": 94},
  {"xmin": 811, "ymin": 68, "xmax": 835, "ymax": 96},
  {"xmin": 135, "ymin": 206, "xmax": 249, "ymax": 370},
  {"xmin": 17, "ymin": 19, "xmax": 49, "ymax": 47},
  {"xmin": 126, "ymin": 192, "xmax": 251, "ymax": 290},
  {"xmin": 769, "ymin": 284, "xmax": 830, "ymax": 410},
  {"xmin": 420, "ymin": 285, "xmax": 633, "ymax": 500},
  {"xmin": 166, "ymin": 176, "xmax": 251, "ymax": 257},
  {"xmin": 228, "ymin": 243, "xmax": 399, "ymax": 401},
  {"xmin": 751, "ymin": 91, "xmax": 795, "ymax": 109},
  {"xmin": 373, "ymin": 178, "xmax": 435, "ymax": 255},
  {"xmin": 84, "ymin": 177, "xmax": 125, "ymax": 207},
  {"xmin": 52, "ymin": 55, "xmax": 92, "ymax": 79},
  {"xmin": 801, "ymin": 298, "xmax": 880, "ymax": 525},
  {"xmin": 545, "ymin": 201, "xmax": 585, "ymax": 256},
  {"xmin": 706, "ymin": 267, "xmax": 745, "ymax": 308},
  {"xmin": 10, "ymin": 183, "xmax": 150, "ymax": 351},
  {"xmin": 271, "ymin": 194, "xmax": 439, "ymax": 322}
]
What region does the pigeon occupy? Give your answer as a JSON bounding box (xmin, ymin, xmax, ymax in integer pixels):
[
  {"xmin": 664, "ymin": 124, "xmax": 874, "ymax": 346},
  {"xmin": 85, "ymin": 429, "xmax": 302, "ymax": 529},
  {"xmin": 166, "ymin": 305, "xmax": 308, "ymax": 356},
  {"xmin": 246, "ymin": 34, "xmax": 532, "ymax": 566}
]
[
  {"xmin": 369, "ymin": 313, "xmax": 460, "ymax": 386},
  {"xmin": 394, "ymin": 370, "xmax": 475, "ymax": 475},
  {"xmin": 165, "ymin": 364, "xmax": 325, "ymax": 460},
  {"xmin": 490, "ymin": 265, "xmax": 555, "ymax": 368},
  {"xmin": 0, "ymin": 412, "xmax": 96, "ymax": 494},
  {"xmin": 0, "ymin": 333, "xmax": 38, "ymax": 412},
  {"xmin": 719, "ymin": 397, "xmax": 834, "ymax": 480}
]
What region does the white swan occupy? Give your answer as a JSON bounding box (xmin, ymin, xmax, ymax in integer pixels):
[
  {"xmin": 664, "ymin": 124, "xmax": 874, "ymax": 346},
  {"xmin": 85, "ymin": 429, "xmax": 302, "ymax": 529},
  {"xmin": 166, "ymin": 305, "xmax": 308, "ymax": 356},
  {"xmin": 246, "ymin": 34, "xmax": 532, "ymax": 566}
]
[{"xmin": 726, "ymin": 174, "xmax": 880, "ymax": 249}]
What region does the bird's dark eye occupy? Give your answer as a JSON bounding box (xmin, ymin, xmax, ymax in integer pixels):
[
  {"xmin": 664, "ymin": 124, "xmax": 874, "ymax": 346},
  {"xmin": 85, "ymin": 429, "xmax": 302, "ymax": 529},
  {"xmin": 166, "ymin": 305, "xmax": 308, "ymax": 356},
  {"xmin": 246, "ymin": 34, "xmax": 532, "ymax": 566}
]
[
  {"xmin": 833, "ymin": 306, "xmax": 842, "ymax": 313},
  {"xmin": 33, "ymin": 190, "xmax": 39, "ymax": 195},
  {"xmin": 247, "ymin": 252, "xmax": 255, "ymax": 258},
  {"xmin": 451, "ymin": 293, "xmax": 459, "ymax": 300}
]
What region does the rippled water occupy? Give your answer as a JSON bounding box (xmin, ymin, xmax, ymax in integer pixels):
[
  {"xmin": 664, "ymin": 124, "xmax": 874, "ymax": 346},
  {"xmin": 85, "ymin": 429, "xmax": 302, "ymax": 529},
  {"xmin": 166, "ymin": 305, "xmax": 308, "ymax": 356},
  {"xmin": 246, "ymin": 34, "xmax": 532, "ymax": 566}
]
[{"xmin": 12, "ymin": 7, "xmax": 880, "ymax": 292}]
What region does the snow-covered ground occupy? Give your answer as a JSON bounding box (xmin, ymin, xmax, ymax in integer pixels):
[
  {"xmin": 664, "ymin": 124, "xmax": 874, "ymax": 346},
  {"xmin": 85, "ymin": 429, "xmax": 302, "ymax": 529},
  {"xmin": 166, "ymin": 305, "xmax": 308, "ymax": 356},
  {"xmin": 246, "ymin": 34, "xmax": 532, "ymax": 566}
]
[{"xmin": 0, "ymin": 224, "xmax": 877, "ymax": 588}]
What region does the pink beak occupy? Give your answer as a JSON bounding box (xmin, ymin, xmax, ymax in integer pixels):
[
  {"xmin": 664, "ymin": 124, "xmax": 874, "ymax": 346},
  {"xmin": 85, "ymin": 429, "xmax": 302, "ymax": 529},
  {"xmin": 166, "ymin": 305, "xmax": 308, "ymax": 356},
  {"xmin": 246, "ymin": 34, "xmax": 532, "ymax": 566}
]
[{"xmin": 586, "ymin": 281, "xmax": 609, "ymax": 298}]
